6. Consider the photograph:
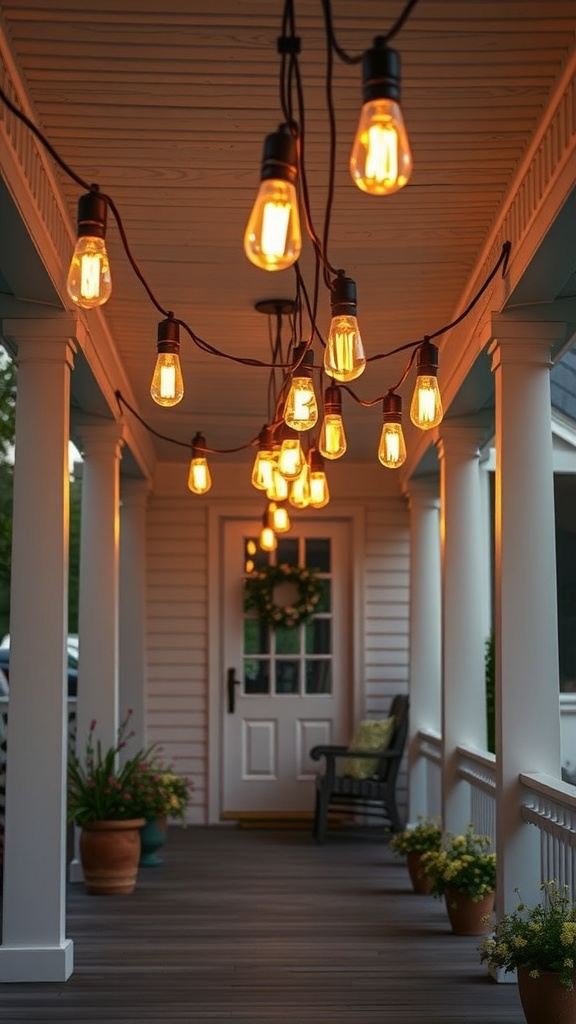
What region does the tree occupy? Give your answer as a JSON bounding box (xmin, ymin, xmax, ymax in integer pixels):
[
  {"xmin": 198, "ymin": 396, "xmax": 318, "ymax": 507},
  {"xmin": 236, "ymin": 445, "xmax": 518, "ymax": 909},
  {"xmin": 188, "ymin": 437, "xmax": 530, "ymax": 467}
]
[{"xmin": 0, "ymin": 353, "xmax": 16, "ymax": 638}]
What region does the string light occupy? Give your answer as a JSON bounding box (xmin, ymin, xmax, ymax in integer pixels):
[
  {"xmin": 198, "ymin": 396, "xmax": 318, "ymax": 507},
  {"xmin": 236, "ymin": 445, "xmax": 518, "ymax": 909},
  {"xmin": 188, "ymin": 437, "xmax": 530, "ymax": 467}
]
[
  {"xmin": 67, "ymin": 190, "xmax": 112, "ymax": 308},
  {"xmin": 319, "ymin": 385, "xmax": 347, "ymax": 460},
  {"xmin": 283, "ymin": 345, "xmax": 318, "ymax": 431},
  {"xmin": 0, "ymin": 0, "xmax": 513, "ymax": 524},
  {"xmin": 350, "ymin": 38, "xmax": 412, "ymax": 196},
  {"xmin": 410, "ymin": 340, "xmax": 443, "ymax": 430},
  {"xmin": 150, "ymin": 317, "xmax": 184, "ymax": 408},
  {"xmin": 324, "ymin": 272, "xmax": 366, "ymax": 383},
  {"xmin": 187, "ymin": 433, "xmax": 212, "ymax": 495},
  {"xmin": 244, "ymin": 124, "xmax": 302, "ymax": 271},
  {"xmin": 378, "ymin": 393, "xmax": 407, "ymax": 469}
]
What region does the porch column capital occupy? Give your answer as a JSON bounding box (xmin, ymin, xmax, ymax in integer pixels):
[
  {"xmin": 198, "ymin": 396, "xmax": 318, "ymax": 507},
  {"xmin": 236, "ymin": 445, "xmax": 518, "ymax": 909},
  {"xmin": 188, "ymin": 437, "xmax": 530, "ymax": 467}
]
[
  {"xmin": 436, "ymin": 422, "xmax": 485, "ymax": 462},
  {"xmin": 489, "ymin": 317, "xmax": 567, "ymax": 370},
  {"xmin": 2, "ymin": 314, "xmax": 83, "ymax": 369},
  {"xmin": 74, "ymin": 420, "xmax": 125, "ymax": 462},
  {"xmin": 405, "ymin": 475, "xmax": 439, "ymax": 511}
]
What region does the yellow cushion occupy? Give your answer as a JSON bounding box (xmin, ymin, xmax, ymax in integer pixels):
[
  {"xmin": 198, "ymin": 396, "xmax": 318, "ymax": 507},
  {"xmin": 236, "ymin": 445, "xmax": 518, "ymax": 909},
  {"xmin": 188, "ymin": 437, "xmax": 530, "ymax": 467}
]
[{"xmin": 342, "ymin": 717, "xmax": 396, "ymax": 779}]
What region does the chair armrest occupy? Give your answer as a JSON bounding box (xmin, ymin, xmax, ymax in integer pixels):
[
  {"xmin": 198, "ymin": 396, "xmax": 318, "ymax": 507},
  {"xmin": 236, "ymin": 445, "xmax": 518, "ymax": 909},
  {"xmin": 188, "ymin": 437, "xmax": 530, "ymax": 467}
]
[{"xmin": 310, "ymin": 744, "xmax": 348, "ymax": 762}]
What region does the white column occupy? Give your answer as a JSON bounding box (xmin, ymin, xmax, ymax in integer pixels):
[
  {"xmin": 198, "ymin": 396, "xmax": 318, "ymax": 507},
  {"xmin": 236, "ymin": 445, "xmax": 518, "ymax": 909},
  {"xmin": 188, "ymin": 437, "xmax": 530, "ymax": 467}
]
[
  {"xmin": 74, "ymin": 423, "xmax": 124, "ymax": 760},
  {"xmin": 491, "ymin": 320, "xmax": 562, "ymax": 912},
  {"xmin": 406, "ymin": 477, "xmax": 442, "ymax": 821},
  {"xmin": 119, "ymin": 479, "xmax": 150, "ymax": 756},
  {"xmin": 437, "ymin": 424, "xmax": 488, "ymax": 834},
  {"xmin": 0, "ymin": 319, "xmax": 77, "ymax": 982}
]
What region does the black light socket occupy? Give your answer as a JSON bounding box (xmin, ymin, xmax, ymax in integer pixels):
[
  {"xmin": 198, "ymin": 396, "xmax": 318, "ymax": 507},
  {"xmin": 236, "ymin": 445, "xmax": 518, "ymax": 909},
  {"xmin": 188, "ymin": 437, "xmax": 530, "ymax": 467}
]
[
  {"xmin": 383, "ymin": 392, "xmax": 402, "ymax": 423},
  {"xmin": 157, "ymin": 317, "xmax": 180, "ymax": 354},
  {"xmin": 76, "ymin": 191, "xmax": 107, "ymax": 239},
  {"xmin": 416, "ymin": 340, "xmax": 439, "ymax": 377},
  {"xmin": 330, "ymin": 270, "xmax": 357, "ymax": 318},
  {"xmin": 362, "ymin": 38, "xmax": 402, "ymax": 105},
  {"xmin": 260, "ymin": 124, "xmax": 298, "ymax": 185}
]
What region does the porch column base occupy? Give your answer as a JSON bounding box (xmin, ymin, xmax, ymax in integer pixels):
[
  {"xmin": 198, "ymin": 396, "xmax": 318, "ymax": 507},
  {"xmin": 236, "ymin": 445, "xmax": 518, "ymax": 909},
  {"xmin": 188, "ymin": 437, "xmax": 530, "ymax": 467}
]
[{"xmin": 0, "ymin": 940, "xmax": 74, "ymax": 982}]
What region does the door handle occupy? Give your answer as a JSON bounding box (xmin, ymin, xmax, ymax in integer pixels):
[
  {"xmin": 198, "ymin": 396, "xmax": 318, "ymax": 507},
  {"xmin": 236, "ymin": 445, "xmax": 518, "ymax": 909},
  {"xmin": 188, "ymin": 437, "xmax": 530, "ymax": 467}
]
[{"xmin": 227, "ymin": 667, "xmax": 241, "ymax": 714}]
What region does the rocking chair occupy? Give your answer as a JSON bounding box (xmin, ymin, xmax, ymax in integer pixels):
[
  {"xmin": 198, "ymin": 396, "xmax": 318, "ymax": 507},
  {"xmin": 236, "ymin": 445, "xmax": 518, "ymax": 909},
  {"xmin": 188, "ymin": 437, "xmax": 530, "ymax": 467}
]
[{"xmin": 310, "ymin": 694, "xmax": 409, "ymax": 843}]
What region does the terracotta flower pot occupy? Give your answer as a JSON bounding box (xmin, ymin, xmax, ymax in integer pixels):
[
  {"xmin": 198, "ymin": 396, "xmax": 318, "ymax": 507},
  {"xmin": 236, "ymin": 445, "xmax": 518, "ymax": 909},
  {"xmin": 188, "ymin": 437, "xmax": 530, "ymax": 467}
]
[
  {"xmin": 443, "ymin": 888, "xmax": 495, "ymax": 935},
  {"xmin": 80, "ymin": 818, "xmax": 146, "ymax": 894},
  {"xmin": 406, "ymin": 852, "xmax": 435, "ymax": 894},
  {"xmin": 517, "ymin": 967, "xmax": 576, "ymax": 1024}
]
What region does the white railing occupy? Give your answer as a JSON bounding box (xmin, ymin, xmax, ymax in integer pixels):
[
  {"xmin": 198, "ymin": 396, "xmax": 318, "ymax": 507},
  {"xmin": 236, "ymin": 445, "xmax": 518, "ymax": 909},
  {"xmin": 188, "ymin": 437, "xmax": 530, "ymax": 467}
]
[
  {"xmin": 415, "ymin": 728, "xmax": 442, "ymax": 818},
  {"xmin": 520, "ymin": 772, "xmax": 576, "ymax": 892},
  {"xmin": 457, "ymin": 743, "xmax": 497, "ymax": 845}
]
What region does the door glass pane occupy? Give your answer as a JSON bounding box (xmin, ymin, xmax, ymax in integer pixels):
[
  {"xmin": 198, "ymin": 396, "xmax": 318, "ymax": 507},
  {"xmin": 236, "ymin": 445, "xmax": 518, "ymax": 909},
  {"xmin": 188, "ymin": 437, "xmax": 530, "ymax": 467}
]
[
  {"xmin": 275, "ymin": 626, "xmax": 300, "ymax": 655},
  {"xmin": 275, "ymin": 660, "xmax": 299, "ymax": 694},
  {"xmin": 276, "ymin": 537, "xmax": 298, "ymax": 564},
  {"xmin": 305, "ymin": 660, "xmax": 332, "ymax": 694},
  {"xmin": 305, "ymin": 618, "xmax": 331, "ymax": 654},
  {"xmin": 315, "ymin": 579, "xmax": 331, "ymax": 614},
  {"xmin": 305, "ymin": 538, "xmax": 331, "ymax": 573},
  {"xmin": 244, "ymin": 619, "xmax": 269, "ymax": 654},
  {"xmin": 244, "ymin": 659, "xmax": 269, "ymax": 694}
]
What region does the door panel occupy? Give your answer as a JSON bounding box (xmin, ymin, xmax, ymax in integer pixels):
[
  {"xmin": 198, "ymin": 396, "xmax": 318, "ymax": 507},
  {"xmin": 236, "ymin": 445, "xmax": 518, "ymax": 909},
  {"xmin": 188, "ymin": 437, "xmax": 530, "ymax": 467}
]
[{"xmin": 222, "ymin": 518, "xmax": 350, "ymax": 815}]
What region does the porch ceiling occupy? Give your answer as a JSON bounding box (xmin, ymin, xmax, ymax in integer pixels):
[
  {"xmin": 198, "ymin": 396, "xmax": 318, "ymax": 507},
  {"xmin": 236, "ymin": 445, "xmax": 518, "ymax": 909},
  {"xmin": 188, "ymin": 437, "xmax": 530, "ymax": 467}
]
[{"xmin": 0, "ymin": 1, "xmax": 575, "ymax": 473}]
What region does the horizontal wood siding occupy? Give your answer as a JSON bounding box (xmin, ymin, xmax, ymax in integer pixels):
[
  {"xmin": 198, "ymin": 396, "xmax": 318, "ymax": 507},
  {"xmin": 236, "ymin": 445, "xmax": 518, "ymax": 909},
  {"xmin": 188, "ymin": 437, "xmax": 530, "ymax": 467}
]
[
  {"xmin": 146, "ymin": 497, "xmax": 208, "ymax": 824},
  {"xmin": 364, "ymin": 499, "xmax": 410, "ymax": 818}
]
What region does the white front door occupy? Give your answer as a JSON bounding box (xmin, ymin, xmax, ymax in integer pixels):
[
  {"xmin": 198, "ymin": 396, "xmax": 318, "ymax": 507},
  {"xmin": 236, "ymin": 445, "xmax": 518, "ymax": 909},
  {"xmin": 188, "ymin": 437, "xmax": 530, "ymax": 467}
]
[{"xmin": 222, "ymin": 519, "xmax": 351, "ymax": 815}]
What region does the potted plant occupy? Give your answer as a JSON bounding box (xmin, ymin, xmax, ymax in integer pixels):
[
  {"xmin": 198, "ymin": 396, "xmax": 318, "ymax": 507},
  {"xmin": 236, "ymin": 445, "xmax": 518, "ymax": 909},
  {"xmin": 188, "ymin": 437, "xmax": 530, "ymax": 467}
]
[
  {"xmin": 479, "ymin": 881, "xmax": 576, "ymax": 1024},
  {"xmin": 133, "ymin": 762, "xmax": 193, "ymax": 866},
  {"xmin": 67, "ymin": 711, "xmax": 158, "ymax": 893},
  {"xmin": 420, "ymin": 823, "xmax": 496, "ymax": 934},
  {"xmin": 389, "ymin": 816, "xmax": 442, "ymax": 893}
]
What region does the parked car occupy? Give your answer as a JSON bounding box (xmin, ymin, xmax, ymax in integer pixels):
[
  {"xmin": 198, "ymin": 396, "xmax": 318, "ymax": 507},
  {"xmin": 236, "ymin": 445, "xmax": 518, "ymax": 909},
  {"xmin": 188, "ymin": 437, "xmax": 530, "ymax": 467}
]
[{"xmin": 0, "ymin": 639, "xmax": 77, "ymax": 697}]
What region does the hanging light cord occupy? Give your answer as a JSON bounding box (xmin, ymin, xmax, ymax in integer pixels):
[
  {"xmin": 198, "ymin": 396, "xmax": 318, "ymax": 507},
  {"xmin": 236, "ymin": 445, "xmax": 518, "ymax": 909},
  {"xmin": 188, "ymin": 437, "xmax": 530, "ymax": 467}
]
[
  {"xmin": 115, "ymin": 391, "xmax": 259, "ymax": 455},
  {"xmin": 321, "ymin": 0, "xmax": 420, "ymax": 65}
]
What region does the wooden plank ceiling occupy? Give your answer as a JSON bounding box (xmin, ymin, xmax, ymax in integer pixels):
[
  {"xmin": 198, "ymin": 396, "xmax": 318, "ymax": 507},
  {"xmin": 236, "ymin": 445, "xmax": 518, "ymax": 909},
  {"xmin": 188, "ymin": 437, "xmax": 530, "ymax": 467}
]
[{"xmin": 1, "ymin": 1, "xmax": 575, "ymax": 467}]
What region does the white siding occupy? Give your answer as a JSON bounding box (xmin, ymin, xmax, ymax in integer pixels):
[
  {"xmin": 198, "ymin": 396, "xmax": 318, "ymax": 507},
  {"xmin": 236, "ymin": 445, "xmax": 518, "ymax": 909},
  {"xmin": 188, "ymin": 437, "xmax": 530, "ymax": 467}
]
[{"xmin": 146, "ymin": 497, "xmax": 208, "ymax": 825}]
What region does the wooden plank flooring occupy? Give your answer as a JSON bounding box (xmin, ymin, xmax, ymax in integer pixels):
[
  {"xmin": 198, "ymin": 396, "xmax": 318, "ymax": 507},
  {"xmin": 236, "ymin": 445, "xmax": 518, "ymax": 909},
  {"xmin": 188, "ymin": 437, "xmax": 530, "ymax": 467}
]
[{"xmin": 1, "ymin": 826, "xmax": 526, "ymax": 1022}]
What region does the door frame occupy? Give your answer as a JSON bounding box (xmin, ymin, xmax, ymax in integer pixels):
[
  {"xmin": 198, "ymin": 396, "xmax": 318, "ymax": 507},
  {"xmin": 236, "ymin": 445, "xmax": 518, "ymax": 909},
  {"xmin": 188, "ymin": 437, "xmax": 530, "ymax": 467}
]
[{"xmin": 206, "ymin": 501, "xmax": 366, "ymax": 823}]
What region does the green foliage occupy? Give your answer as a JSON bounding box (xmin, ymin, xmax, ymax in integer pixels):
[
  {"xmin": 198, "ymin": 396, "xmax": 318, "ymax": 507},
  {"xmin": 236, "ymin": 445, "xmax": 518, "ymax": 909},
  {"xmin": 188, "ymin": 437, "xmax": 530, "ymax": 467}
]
[
  {"xmin": 68, "ymin": 478, "xmax": 82, "ymax": 633},
  {"xmin": 420, "ymin": 824, "xmax": 497, "ymax": 901},
  {"xmin": 67, "ymin": 711, "xmax": 192, "ymax": 825},
  {"xmin": 389, "ymin": 816, "xmax": 443, "ymax": 855},
  {"xmin": 486, "ymin": 630, "xmax": 495, "ymax": 754},
  {"xmin": 479, "ymin": 882, "xmax": 576, "ymax": 989}
]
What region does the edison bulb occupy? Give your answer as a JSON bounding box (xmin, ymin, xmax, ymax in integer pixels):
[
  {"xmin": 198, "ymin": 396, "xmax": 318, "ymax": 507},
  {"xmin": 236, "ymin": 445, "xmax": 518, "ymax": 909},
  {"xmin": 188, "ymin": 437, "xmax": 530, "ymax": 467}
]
[
  {"xmin": 150, "ymin": 350, "xmax": 184, "ymax": 407},
  {"xmin": 324, "ymin": 315, "xmax": 366, "ymax": 382},
  {"xmin": 67, "ymin": 236, "xmax": 112, "ymax": 308},
  {"xmin": 266, "ymin": 464, "xmax": 289, "ymax": 502},
  {"xmin": 289, "ymin": 464, "xmax": 311, "ymax": 509},
  {"xmin": 251, "ymin": 447, "xmax": 276, "ymax": 491},
  {"xmin": 350, "ymin": 98, "xmax": 412, "ymax": 196},
  {"xmin": 309, "ymin": 471, "xmax": 330, "ymax": 508},
  {"xmin": 269, "ymin": 502, "xmax": 291, "ymax": 534},
  {"xmin": 319, "ymin": 413, "xmax": 347, "ymax": 460},
  {"xmin": 410, "ymin": 376, "xmax": 443, "ymax": 430},
  {"xmin": 278, "ymin": 436, "xmax": 304, "ymax": 480},
  {"xmin": 284, "ymin": 376, "xmax": 318, "ymax": 431},
  {"xmin": 378, "ymin": 422, "xmax": 407, "ymax": 469},
  {"xmin": 244, "ymin": 179, "xmax": 302, "ymax": 272},
  {"xmin": 259, "ymin": 526, "xmax": 277, "ymax": 551},
  {"xmin": 188, "ymin": 457, "xmax": 212, "ymax": 495}
]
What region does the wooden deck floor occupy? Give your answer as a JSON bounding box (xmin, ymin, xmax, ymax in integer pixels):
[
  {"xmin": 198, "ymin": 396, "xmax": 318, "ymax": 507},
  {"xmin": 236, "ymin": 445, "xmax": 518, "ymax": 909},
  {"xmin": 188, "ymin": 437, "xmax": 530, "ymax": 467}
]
[{"xmin": 1, "ymin": 826, "xmax": 526, "ymax": 1023}]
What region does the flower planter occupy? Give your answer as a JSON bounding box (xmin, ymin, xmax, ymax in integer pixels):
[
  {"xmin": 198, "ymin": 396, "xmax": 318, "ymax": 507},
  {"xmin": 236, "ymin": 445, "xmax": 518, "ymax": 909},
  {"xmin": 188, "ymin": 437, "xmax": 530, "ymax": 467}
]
[
  {"xmin": 80, "ymin": 818, "xmax": 145, "ymax": 894},
  {"xmin": 444, "ymin": 888, "xmax": 495, "ymax": 935},
  {"xmin": 139, "ymin": 817, "xmax": 168, "ymax": 867},
  {"xmin": 406, "ymin": 852, "xmax": 434, "ymax": 895},
  {"xmin": 517, "ymin": 967, "xmax": 576, "ymax": 1024}
]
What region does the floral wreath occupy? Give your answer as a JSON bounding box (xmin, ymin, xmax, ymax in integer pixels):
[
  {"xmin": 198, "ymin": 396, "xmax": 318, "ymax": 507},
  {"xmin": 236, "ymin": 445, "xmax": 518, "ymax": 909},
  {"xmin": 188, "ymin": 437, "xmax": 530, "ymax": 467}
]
[{"xmin": 245, "ymin": 562, "xmax": 322, "ymax": 630}]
